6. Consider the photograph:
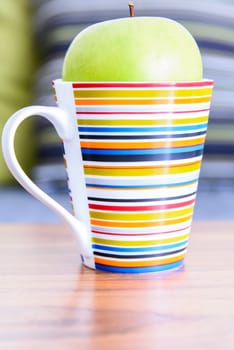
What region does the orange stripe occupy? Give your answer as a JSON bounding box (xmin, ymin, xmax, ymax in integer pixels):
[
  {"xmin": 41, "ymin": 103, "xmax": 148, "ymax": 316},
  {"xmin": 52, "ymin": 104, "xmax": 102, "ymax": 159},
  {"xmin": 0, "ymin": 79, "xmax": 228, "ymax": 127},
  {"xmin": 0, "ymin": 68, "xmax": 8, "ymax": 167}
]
[
  {"xmin": 80, "ymin": 137, "xmax": 205, "ymax": 150},
  {"xmin": 75, "ymin": 97, "xmax": 210, "ymax": 105},
  {"xmin": 84, "ymin": 159, "xmax": 201, "ymax": 170},
  {"xmin": 91, "ymin": 215, "xmax": 192, "ymax": 228},
  {"xmin": 94, "ymin": 252, "xmax": 186, "ymax": 267}
]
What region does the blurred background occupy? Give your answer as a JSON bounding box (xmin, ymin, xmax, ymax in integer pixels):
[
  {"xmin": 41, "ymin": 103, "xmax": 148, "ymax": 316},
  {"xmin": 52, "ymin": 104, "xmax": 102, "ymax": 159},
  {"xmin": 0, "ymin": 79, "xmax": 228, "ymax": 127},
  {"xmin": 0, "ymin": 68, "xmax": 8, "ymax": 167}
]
[{"xmin": 0, "ymin": 0, "xmax": 234, "ymax": 222}]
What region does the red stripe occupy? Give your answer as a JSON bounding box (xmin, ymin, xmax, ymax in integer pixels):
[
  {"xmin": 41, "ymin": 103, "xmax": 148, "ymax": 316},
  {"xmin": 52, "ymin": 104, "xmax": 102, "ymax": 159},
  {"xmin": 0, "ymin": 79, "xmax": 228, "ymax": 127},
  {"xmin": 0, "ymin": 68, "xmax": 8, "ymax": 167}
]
[
  {"xmin": 76, "ymin": 109, "xmax": 210, "ymax": 115},
  {"xmin": 72, "ymin": 81, "xmax": 213, "ymax": 89},
  {"xmin": 89, "ymin": 199, "xmax": 195, "ymax": 212},
  {"xmin": 91, "ymin": 225, "xmax": 191, "ymax": 236}
]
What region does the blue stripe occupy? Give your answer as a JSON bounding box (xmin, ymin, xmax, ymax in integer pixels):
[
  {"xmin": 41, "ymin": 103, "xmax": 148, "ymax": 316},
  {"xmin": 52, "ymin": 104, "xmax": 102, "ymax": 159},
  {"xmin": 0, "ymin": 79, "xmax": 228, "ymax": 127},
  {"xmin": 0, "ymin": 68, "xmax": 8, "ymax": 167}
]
[
  {"xmin": 86, "ymin": 179, "xmax": 197, "ymax": 189},
  {"xmin": 82, "ymin": 145, "xmax": 203, "ymax": 155},
  {"xmin": 82, "ymin": 149, "xmax": 203, "ymax": 162},
  {"xmin": 92, "ymin": 240, "xmax": 188, "ymax": 253},
  {"xmin": 78, "ymin": 123, "xmax": 207, "ymax": 133},
  {"xmin": 79, "ymin": 130, "xmax": 206, "ymax": 140},
  {"xmin": 95, "ymin": 259, "xmax": 184, "ymax": 273}
]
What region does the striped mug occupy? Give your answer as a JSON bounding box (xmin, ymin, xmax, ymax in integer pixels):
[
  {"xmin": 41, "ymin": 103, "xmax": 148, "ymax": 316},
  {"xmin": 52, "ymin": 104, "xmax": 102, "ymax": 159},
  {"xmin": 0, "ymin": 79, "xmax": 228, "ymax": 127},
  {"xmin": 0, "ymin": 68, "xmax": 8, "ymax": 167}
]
[{"xmin": 2, "ymin": 79, "xmax": 213, "ymax": 273}]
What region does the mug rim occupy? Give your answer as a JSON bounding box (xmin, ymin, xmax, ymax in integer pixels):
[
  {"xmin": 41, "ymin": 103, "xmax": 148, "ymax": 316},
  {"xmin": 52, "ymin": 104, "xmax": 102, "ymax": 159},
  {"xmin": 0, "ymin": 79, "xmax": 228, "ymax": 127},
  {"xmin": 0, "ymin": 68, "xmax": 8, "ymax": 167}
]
[{"xmin": 53, "ymin": 78, "xmax": 214, "ymax": 87}]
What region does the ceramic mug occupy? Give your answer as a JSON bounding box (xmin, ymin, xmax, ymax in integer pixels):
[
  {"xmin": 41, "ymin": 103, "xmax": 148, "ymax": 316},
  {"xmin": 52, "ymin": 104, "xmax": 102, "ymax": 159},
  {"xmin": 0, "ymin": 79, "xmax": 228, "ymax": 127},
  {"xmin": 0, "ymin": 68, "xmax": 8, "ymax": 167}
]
[{"xmin": 2, "ymin": 79, "xmax": 213, "ymax": 273}]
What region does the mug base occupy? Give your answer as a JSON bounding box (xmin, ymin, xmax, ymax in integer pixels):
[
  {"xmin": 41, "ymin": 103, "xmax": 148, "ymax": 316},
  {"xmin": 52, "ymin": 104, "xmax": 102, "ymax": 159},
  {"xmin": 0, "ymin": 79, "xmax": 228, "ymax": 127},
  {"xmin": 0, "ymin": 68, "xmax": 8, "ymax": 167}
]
[{"xmin": 92, "ymin": 259, "xmax": 185, "ymax": 274}]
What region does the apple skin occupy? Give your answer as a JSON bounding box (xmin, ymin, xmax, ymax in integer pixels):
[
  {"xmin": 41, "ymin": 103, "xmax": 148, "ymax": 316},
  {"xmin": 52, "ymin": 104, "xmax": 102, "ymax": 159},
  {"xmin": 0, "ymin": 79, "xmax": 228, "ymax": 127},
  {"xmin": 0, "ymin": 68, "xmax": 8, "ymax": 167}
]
[{"xmin": 62, "ymin": 17, "xmax": 203, "ymax": 82}]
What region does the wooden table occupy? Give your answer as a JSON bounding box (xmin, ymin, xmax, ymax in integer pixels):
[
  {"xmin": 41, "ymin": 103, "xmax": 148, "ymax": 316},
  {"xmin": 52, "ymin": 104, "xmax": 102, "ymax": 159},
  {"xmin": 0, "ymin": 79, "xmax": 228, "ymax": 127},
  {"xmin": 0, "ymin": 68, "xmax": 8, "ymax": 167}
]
[{"xmin": 0, "ymin": 222, "xmax": 234, "ymax": 350}]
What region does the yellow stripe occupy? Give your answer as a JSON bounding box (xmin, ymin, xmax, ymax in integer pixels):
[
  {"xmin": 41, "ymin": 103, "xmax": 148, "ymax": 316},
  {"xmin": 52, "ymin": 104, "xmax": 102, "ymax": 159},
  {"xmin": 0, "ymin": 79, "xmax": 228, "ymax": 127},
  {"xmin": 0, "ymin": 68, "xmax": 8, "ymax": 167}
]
[
  {"xmin": 74, "ymin": 88, "xmax": 212, "ymax": 99},
  {"xmin": 84, "ymin": 162, "xmax": 201, "ymax": 176},
  {"xmin": 92, "ymin": 233, "xmax": 190, "ymax": 247},
  {"xmin": 77, "ymin": 116, "xmax": 208, "ymax": 126},
  {"xmin": 90, "ymin": 206, "xmax": 194, "ymax": 221},
  {"xmin": 91, "ymin": 215, "xmax": 192, "ymax": 228}
]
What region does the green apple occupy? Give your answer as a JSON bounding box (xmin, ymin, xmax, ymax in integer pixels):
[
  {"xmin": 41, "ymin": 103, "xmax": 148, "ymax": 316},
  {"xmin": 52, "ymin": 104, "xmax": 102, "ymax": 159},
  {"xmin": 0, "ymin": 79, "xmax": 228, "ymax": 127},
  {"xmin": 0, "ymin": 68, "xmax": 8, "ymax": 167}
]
[{"xmin": 62, "ymin": 17, "xmax": 202, "ymax": 82}]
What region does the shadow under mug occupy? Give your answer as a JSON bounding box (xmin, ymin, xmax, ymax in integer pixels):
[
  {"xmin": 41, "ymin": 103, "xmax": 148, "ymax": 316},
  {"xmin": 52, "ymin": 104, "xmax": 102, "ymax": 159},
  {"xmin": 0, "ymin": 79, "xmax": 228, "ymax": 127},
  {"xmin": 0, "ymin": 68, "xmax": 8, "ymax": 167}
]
[{"xmin": 2, "ymin": 79, "xmax": 213, "ymax": 273}]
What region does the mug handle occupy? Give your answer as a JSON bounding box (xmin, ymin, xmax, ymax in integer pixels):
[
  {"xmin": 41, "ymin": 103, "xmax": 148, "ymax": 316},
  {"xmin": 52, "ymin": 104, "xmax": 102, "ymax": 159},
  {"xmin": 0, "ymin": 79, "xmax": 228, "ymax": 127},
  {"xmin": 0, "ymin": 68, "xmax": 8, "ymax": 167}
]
[{"xmin": 1, "ymin": 106, "xmax": 93, "ymax": 261}]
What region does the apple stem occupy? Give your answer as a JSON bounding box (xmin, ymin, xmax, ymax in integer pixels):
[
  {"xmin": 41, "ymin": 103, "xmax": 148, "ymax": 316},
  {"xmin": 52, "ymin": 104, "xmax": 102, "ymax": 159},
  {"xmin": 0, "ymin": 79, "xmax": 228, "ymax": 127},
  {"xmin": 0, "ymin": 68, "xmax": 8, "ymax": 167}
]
[{"xmin": 128, "ymin": 1, "xmax": 135, "ymax": 17}]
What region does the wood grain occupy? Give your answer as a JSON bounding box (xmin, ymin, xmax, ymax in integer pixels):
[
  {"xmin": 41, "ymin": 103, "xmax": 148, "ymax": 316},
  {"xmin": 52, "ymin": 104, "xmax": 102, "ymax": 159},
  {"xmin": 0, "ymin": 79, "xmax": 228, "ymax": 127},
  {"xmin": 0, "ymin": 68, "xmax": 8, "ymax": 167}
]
[{"xmin": 0, "ymin": 222, "xmax": 234, "ymax": 350}]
